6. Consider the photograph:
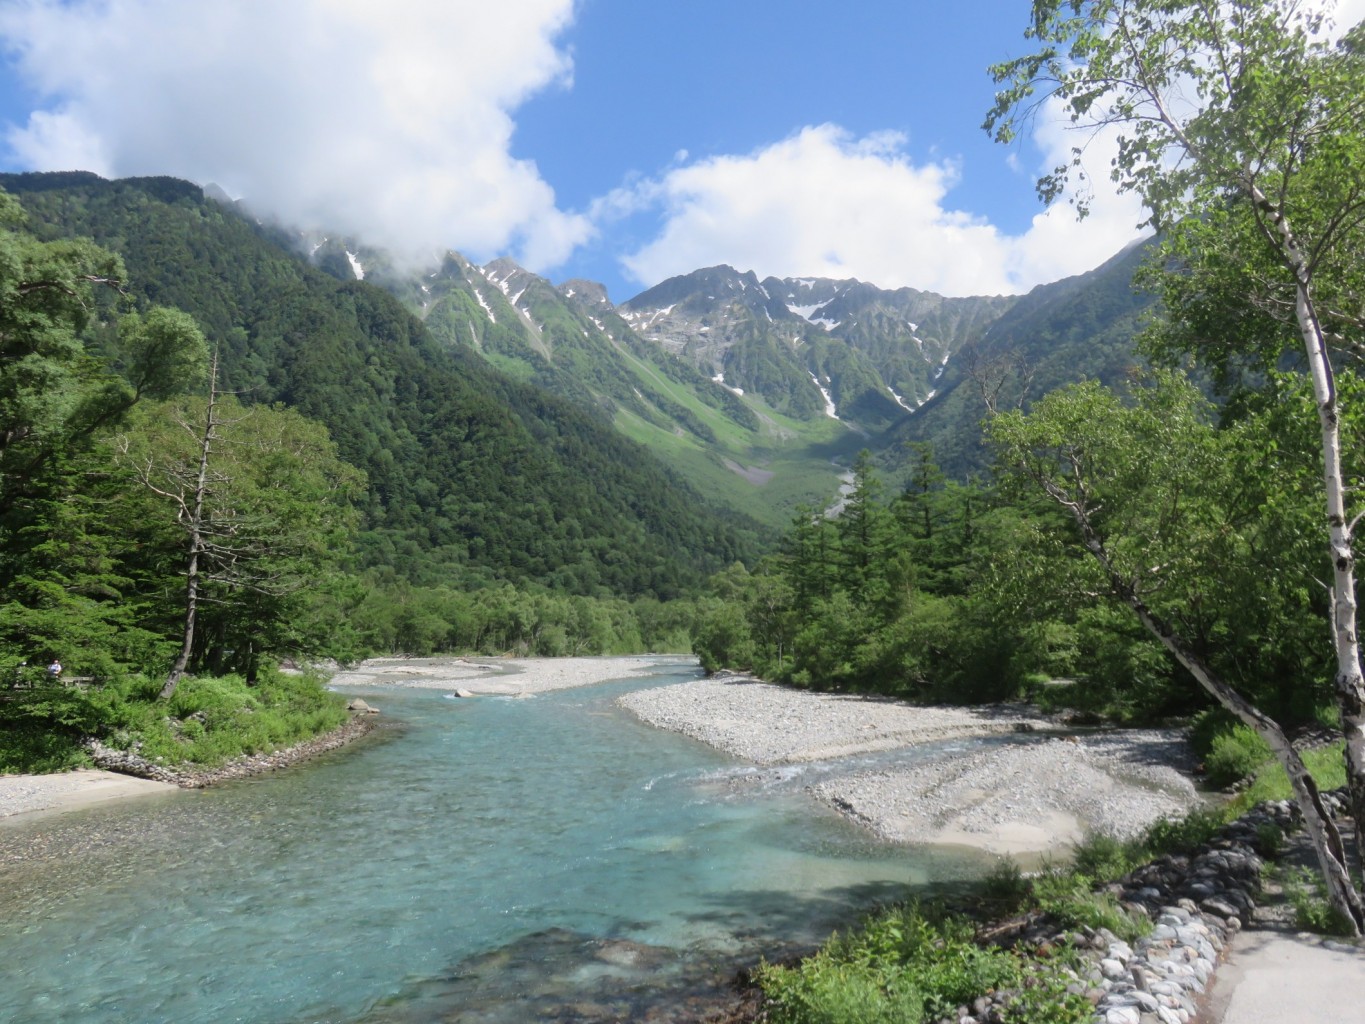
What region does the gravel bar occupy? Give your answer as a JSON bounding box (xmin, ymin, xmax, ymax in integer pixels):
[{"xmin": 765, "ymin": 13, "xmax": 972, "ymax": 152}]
[{"xmin": 619, "ymin": 674, "xmax": 1205, "ymax": 856}]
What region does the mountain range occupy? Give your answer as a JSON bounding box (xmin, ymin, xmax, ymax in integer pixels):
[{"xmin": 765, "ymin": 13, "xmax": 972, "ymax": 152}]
[
  {"xmin": 310, "ymin": 226, "xmax": 1151, "ymax": 524},
  {"xmin": 1, "ymin": 170, "xmax": 1155, "ymax": 594}
]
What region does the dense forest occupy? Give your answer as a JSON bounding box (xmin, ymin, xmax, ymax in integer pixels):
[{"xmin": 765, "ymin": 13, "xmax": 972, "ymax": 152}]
[
  {"xmin": 0, "ymin": 171, "xmax": 767, "ymax": 599},
  {"xmin": 0, "ymin": 176, "xmax": 757, "ymax": 772}
]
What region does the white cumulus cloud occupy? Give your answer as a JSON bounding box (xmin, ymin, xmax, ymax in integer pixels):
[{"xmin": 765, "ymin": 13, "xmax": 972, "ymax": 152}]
[
  {"xmin": 609, "ymin": 124, "xmax": 1148, "ymax": 298},
  {"xmin": 0, "ymin": 0, "xmax": 590, "ymax": 270}
]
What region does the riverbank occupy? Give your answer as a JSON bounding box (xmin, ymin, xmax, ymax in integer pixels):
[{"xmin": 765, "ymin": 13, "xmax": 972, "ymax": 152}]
[
  {"xmin": 1, "ymin": 706, "xmax": 384, "ymax": 820},
  {"xmin": 0, "ymin": 768, "xmax": 177, "ymax": 822},
  {"xmin": 0, "ymin": 657, "xmax": 666, "ymax": 823},
  {"xmin": 327, "ymin": 654, "xmax": 667, "ymax": 694},
  {"xmin": 619, "ymin": 673, "xmax": 1204, "ymax": 857}
]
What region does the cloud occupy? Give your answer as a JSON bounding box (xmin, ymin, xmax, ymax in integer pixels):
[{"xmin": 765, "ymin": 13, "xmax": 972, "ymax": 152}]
[
  {"xmin": 609, "ymin": 123, "xmax": 1147, "ymax": 297},
  {"xmin": 0, "ymin": 0, "xmax": 590, "ymax": 270}
]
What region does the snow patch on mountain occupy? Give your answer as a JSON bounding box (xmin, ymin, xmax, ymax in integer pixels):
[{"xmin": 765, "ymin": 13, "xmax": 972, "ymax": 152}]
[
  {"xmin": 473, "ymin": 287, "xmax": 496, "ymax": 323},
  {"xmin": 712, "ymin": 372, "xmax": 745, "ymax": 397},
  {"xmin": 809, "ymin": 373, "xmax": 839, "ymax": 419}
]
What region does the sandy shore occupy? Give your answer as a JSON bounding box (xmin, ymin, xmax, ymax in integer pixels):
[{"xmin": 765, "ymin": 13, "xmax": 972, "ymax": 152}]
[
  {"xmin": 619, "ymin": 674, "xmax": 1205, "ymax": 857},
  {"xmin": 0, "ymin": 768, "xmax": 177, "ymax": 823},
  {"xmin": 327, "ymin": 654, "xmax": 667, "ymax": 695}
]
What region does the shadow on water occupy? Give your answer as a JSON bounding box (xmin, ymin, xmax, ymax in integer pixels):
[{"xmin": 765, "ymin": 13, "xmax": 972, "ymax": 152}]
[{"xmin": 353, "ymin": 879, "xmax": 951, "ymax": 1024}]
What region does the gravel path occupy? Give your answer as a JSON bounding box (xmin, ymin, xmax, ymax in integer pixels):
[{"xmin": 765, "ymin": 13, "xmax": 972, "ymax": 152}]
[{"xmin": 620, "ymin": 674, "xmax": 1205, "ymax": 857}]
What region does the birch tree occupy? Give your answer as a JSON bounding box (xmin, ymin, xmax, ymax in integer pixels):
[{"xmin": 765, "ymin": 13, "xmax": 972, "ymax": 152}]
[
  {"xmin": 992, "ymin": 373, "xmax": 1364, "ymax": 930},
  {"xmin": 115, "ymin": 357, "xmax": 362, "ymax": 698},
  {"xmin": 988, "ymin": 0, "xmax": 1365, "ymax": 929}
]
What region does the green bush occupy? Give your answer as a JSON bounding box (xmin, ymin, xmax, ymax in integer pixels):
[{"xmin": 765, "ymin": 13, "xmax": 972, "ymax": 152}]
[
  {"xmin": 1204, "ymin": 725, "xmax": 1272, "ymax": 787},
  {"xmin": 88, "ymin": 669, "xmax": 349, "ymax": 768},
  {"xmin": 1033, "ymin": 872, "xmax": 1151, "ymax": 944},
  {"xmin": 978, "ymin": 857, "xmax": 1032, "ymax": 917},
  {"xmin": 758, "ymin": 903, "xmax": 1024, "ymax": 1024},
  {"xmin": 757, "ymin": 957, "xmax": 923, "ymax": 1024},
  {"xmin": 1284, "ymin": 866, "xmax": 1357, "ymax": 936},
  {"xmin": 1070, "ymin": 833, "xmax": 1132, "ymax": 882},
  {"xmin": 0, "ymin": 722, "xmax": 89, "ymax": 774},
  {"xmin": 1139, "ymin": 807, "xmax": 1225, "ymax": 857}
]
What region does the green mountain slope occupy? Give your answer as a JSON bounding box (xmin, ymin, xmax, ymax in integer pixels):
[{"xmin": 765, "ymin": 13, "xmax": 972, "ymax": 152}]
[
  {"xmin": 363, "ymin": 256, "xmax": 1020, "ymax": 525},
  {"xmin": 1, "ymin": 171, "xmax": 766, "ymax": 597},
  {"xmin": 882, "ymin": 239, "xmax": 1157, "ymax": 478}
]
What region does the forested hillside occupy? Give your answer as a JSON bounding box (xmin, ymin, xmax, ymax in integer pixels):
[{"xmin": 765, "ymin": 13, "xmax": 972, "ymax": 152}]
[
  {"xmin": 1, "ymin": 171, "xmax": 765, "ymax": 598},
  {"xmin": 881, "ymin": 239, "xmax": 1157, "ymax": 479}
]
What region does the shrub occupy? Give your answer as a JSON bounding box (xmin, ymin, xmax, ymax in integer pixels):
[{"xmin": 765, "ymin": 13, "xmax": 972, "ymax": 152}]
[
  {"xmin": 1139, "ymin": 807, "xmax": 1225, "ymax": 857},
  {"xmin": 1071, "ymin": 833, "xmax": 1132, "ymax": 882},
  {"xmin": 758, "ymin": 903, "xmax": 1023, "ymax": 1024},
  {"xmin": 1204, "ymin": 725, "xmax": 1272, "ymax": 787},
  {"xmin": 757, "ymin": 957, "xmax": 923, "ymax": 1024},
  {"xmin": 1033, "ymin": 872, "xmax": 1151, "ymax": 944},
  {"xmin": 978, "ymin": 857, "xmax": 1032, "ymax": 916},
  {"xmin": 91, "ymin": 669, "xmax": 348, "ymax": 768},
  {"xmin": 1284, "ymin": 867, "xmax": 1356, "ymax": 936}
]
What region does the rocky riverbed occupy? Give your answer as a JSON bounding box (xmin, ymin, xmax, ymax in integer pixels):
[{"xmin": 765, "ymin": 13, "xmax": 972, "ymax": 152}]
[{"xmin": 620, "ymin": 674, "xmax": 1204, "ymax": 856}]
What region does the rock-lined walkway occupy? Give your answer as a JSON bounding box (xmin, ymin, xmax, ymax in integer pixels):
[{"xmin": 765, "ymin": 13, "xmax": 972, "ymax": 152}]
[{"xmin": 939, "ymin": 795, "xmax": 1362, "ymax": 1024}]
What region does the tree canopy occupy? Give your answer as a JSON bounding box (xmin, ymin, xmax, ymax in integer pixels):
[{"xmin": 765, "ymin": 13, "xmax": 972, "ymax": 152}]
[{"xmin": 987, "ymin": 0, "xmax": 1365, "ymax": 929}]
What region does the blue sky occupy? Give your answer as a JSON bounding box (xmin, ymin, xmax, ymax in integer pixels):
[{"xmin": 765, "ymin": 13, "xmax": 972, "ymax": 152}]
[{"xmin": 0, "ymin": 1, "xmax": 1156, "ymax": 301}]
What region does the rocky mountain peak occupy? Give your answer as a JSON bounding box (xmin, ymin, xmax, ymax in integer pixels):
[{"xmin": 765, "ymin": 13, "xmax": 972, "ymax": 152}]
[{"xmin": 560, "ymin": 278, "xmax": 612, "ymax": 308}]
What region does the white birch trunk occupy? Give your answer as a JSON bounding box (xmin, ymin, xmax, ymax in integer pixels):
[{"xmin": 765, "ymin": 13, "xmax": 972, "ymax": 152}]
[
  {"xmin": 1048, "ymin": 478, "xmax": 1365, "ymax": 933},
  {"xmin": 160, "ymin": 351, "xmax": 220, "ymax": 700}
]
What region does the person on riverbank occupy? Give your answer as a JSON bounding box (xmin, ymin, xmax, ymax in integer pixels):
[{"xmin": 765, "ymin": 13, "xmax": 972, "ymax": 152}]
[{"xmin": 47, "ymin": 659, "xmax": 62, "ymax": 680}]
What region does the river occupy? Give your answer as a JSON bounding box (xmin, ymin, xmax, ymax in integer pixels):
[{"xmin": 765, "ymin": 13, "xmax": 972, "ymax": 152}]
[{"xmin": 0, "ymin": 658, "xmax": 994, "ymax": 1023}]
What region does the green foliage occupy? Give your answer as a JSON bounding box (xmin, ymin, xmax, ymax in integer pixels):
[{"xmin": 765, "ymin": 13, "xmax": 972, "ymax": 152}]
[
  {"xmin": 757, "ymin": 904, "xmax": 1017, "ymax": 1024},
  {"xmin": 0, "ymin": 671, "xmax": 112, "ymax": 772},
  {"xmin": 345, "ymin": 577, "xmax": 686, "ymax": 658},
  {"xmin": 1228, "ymin": 743, "xmax": 1348, "ymax": 815},
  {"xmin": 698, "ymin": 443, "xmax": 1179, "ymax": 713},
  {"xmin": 0, "ymin": 173, "xmax": 767, "ymax": 599},
  {"xmin": 991, "ymin": 371, "xmax": 1340, "ymax": 723},
  {"xmin": 1069, "ymin": 834, "xmax": 1131, "ymax": 884},
  {"xmin": 1139, "ymin": 808, "xmax": 1226, "ymax": 858},
  {"xmin": 1032, "ymin": 871, "xmax": 1152, "ymax": 944},
  {"xmin": 1284, "ymin": 866, "xmax": 1358, "ymax": 937},
  {"xmin": 1, "ymin": 667, "xmax": 347, "ymax": 773},
  {"xmin": 97, "ymin": 669, "xmax": 348, "ymax": 767},
  {"xmin": 757, "ymin": 958, "xmax": 923, "ymax": 1024},
  {"xmin": 758, "ymin": 901, "xmax": 1090, "ymax": 1024},
  {"xmin": 1205, "ymin": 726, "xmax": 1274, "ymax": 789},
  {"xmin": 978, "ymin": 857, "xmax": 1033, "ymax": 918}
]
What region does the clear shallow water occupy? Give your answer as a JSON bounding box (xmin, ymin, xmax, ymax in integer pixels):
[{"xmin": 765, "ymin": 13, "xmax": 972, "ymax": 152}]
[{"xmin": 0, "ymin": 659, "xmax": 993, "ymax": 1023}]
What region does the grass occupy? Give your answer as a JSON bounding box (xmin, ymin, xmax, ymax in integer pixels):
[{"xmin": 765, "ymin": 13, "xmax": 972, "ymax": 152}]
[
  {"xmin": 1226, "ymin": 742, "xmax": 1347, "ymax": 816},
  {"xmin": 755, "ymin": 901, "xmax": 1091, "ymax": 1024},
  {"xmin": 1281, "ymin": 866, "xmax": 1357, "ymax": 936},
  {"xmin": 0, "ymin": 668, "xmax": 350, "ymax": 774}
]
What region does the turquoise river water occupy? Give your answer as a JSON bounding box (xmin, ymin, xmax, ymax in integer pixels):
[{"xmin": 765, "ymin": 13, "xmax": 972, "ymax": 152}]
[{"xmin": 0, "ymin": 658, "xmax": 997, "ymax": 1023}]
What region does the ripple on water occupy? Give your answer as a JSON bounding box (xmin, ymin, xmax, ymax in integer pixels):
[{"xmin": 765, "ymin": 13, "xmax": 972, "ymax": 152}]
[{"xmin": 0, "ymin": 662, "xmax": 995, "ymax": 1024}]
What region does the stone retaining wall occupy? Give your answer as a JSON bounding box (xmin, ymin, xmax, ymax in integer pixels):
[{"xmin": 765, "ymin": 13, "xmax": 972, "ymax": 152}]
[{"xmin": 948, "ymin": 793, "xmax": 1351, "ymax": 1024}]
